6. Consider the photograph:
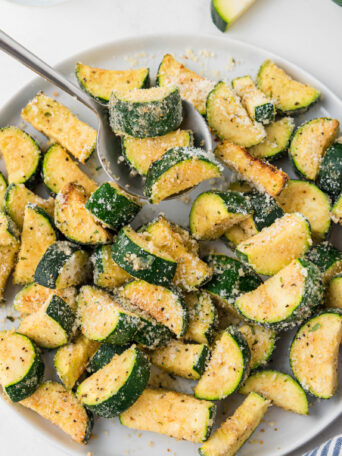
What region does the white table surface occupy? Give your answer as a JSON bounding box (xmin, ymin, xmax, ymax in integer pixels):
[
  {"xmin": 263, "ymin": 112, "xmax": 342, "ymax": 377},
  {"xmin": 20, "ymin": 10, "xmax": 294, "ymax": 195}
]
[{"xmin": 0, "ymin": 0, "xmax": 341, "ymax": 454}]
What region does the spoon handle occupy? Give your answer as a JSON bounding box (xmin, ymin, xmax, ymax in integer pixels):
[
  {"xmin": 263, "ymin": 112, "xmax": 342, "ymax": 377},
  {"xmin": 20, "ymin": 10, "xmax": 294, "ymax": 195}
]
[{"xmin": 0, "ymin": 29, "xmax": 99, "ymax": 113}]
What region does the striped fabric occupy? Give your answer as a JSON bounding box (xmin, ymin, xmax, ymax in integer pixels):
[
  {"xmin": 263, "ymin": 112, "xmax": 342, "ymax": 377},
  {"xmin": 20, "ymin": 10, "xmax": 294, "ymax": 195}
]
[{"xmin": 304, "ymin": 435, "xmax": 342, "ymax": 456}]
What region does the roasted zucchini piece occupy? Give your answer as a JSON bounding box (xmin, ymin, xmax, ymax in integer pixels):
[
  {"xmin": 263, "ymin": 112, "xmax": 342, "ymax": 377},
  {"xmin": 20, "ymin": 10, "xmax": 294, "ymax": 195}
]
[
  {"xmin": 75, "ymin": 62, "xmax": 149, "ymax": 103},
  {"xmin": 145, "ymin": 147, "xmax": 222, "ymax": 204},
  {"xmin": 0, "ymin": 243, "xmax": 19, "ymax": 302},
  {"xmin": 215, "ymin": 141, "xmax": 288, "ymax": 197},
  {"xmin": 55, "ymin": 183, "xmax": 112, "ymax": 246},
  {"xmin": 184, "ymin": 291, "xmax": 217, "ymax": 345},
  {"xmin": 317, "ymin": 142, "xmax": 342, "ymax": 199},
  {"xmin": 120, "ymin": 388, "xmax": 216, "ymax": 443},
  {"xmin": 91, "ymin": 244, "xmax": 132, "ymax": 289},
  {"xmin": 332, "ymin": 193, "xmax": 342, "ymax": 225},
  {"xmin": 290, "ymin": 310, "xmax": 342, "ymax": 398},
  {"xmin": 305, "ymin": 241, "xmax": 342, "ymax": 282},
  {"xmin": 0, "ymin": 332, "xmax": 44, "ymax": 402},
  {"xmin": 87, "ymin": 343, "xmax": 130, "ymax": 373},
  {"xmin": 239, "ymin": 324, "xmax": 276, "ymax": 370},
  {"xmin": 0, "ymin": 211, "xmax": 19, "ymax": 246},
  {"xmin": 22, "ymin": 93, "xmax": 97, "ymax": 163},
  {"xmin": 326, "ymin": 275, "xmax": 342, "ymax": 309},
  {"xmin": 0, "ymin": 172, "xmax": 7, "ymax": 207},
  {"xmin": 210, "ymin": 0, "xmax": 255, "ymax": 32},
  {"xmin": 257, "ymin": 59, "xmax": 320, "ymax": 114}
]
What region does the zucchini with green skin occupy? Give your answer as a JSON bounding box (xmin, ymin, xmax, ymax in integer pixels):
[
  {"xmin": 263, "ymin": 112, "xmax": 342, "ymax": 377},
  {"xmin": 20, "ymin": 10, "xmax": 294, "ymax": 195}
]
[
  {"xmin": 92, "ymin": 245, "xmax": 132, "ymax": 289},
  {"xmin": 305, "ymin": 241, "xmax": 342, "ymax": 282},
  {"xmin": 145, "ymin": 147, "xmax": 222, "ymax": 204},
  {"xmin": 0, "ymin": 243, "xmax": 19, "ymax": 302},
  {"xmin": 184, "ymin": 292, "xmax": 217, "ymax": 345},
  {"xmin": 0, "ymin": 211, "xmax": 19, "ymax": 246},
  {"xmin": 77, "ymin": 345, "xmax": 150, "ymax": 418},
  {"xmin": 235, "ymin": 258, "xmax": 323, "ymax": 329},
  {"xmin": 290, "ymin": 310, "xmax": 342, "ymax": 398},
  {"xmin": 0, "ymin": 126, "xmax": 41, "ymax": 188},
  {"xmin": 120, "ymin": 388, "xmax": 216, "ymax": 443},
  {"xmin": 326, "ymin": 276, "xmax": 342, "ymax": 309},
  {"xmin": 75, "ymin": 62, "xmax": 149, "ymax": 103},
  {"xmin": 238, "ymin": 324, "xmax": 276, "ymax": 370},
  {"xmin": 0, "ymin": 172, "xmax": 7, "ymax": 206},
  {"xmin": 211, "ymin": 0, "xmax": 255, "ymax": 32},
  {"xmin": 0, "ymin": 332, "xmax": 44, "ymax": 402},
  {"xmin": 332, "ymin": 193, "xmax": 342, "ymax": 225},
  {"xmin": 87, "ymin": 343, "xmax": 130, "ymax": 373},
  {"xmin": 109, "ymin": 86, "xmax": 182, "ymax": 138},
  {"xmin": 317, "ymin": 142, "xmax": 342, "ymax": 199},
  {"xmin": 195, "ymin": 326, "xmax": 250, "ymax": 400}
]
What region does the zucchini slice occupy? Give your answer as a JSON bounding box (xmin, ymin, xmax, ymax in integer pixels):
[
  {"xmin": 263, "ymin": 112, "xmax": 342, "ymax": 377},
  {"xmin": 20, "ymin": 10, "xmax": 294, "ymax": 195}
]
[
  {"xmin": 0, "ymin": 172, "xmax": 7, "ymax": 207},
  {"xmin": 54, "ymin": 335, "xmax": 99, "ymax": 390},
  {"xmin": 0, "ymin": 332, "xmax": 44, "ymax": 402},
  {"xmin": 144, "ymin": 216, "xmax": 212, "ymax": 290},
  {"xmin": 235, "ymin": 258, "xmax": 323, "ymax": 329},
  {"xmin": 239, "ymin": 324, "xmax": 276, "ymax": 370},
  {"xmin": 13, "ymin": 204, "xmax": 57, "ymax": 284},
  {"xmin": 34, "ymin": 241, "xmax": 90, "ymax": 289},
  {"xmin": 21, "ymin": 93, "xmax": 97, "ymax": 163},
  {"xmin": 3, "ymin": 183, "xmax": 54, "ymax": 230},
  {"xmin": 305, "ymin": 241, "xmax": 342, "ymax": 282},
  {"xmin": 43, "ymin": 144, "xmax": 97, "ymax": 195},
  {"xmin": 240, "ymin": 370, "xmax": 308, "ymax": 415},
  {"xmin": 215, "ymin": 141, "xmax": 288, "ymax": 197},
  {"xmin": 290, "ymin": 310, "xmax": 342, "ymax": 398},
  {"xmin": 145, "ymin": 147, "xmax": 222, "ymax": 204},
  {"xmin": 236, "ymin": 212, "xmax": 312, "ymax": 276},
  {"xmin": 332, "ymin": 193, "xmax": 342, "ymax": 225},
  {"xmin": 0, "ymin": 211, "xmax": 19, "ymax": 245},
  {"xmin": 317, "ymin": 142, "xmax": 342, "ymax": 199},
  {"xmin": 75, "ymin": 62, "xmax": 149, "ymax": 103},
  {"xmin": 206, "ymin": 81, "xmax": 265, "ymax": 147},
  {"xmin": 256, "ymin": 59, "xmax": 320, "ymax": 114},
  {"xmin": 77, "ymin": 285, "xmax": 139, "ymax": 345},
  {"xmin": 289, "ymin": 118, "xmax": 339, "ymax": 180},
  {"xmin": 77, "ymin": 345, "xmax": 149, "ymax": 418},
  {"xmin": 122, "ymin": 129, "xmax": 193, "ymax": 176},
  {"xmin": 0, "ymin": 243, "xmax": 19, "ymax": 302},
  {"xmin": 199, "ymin": 392, "xmax": 270, "ymax": 456},
  {"xmin": 120, "ymin": 279, "xmax": 188, "ymax": 337},
  {"xmin": 151, "ymin": 340, "xmax": 210, "ymax": 380},
  {"xmin": 184, "ymin": 291, "xmax": 217, "ymax": 345},
  {"xmin": 87, "ymin": 343, "xmax": 130, "ymax": 373},
  {"xmin": 248, "ymin": 117, "xmax": 295, "ymax": 160},
  {"xmin": 20, "ymin": 381, "xmax": 93, "ymax": 444},
  {"xmin": 0, "ymin": 126, "xmax": 41, "ymax": 188},
  {"xmin": 85, "ymin": 182, "xmax": 141, "ymax": 231},
  {"xmin": 327, "ymin": 276, "xmax": 342, "ymax": 309},
  {"xmin": 120, "ymin": 388, "xmax": 216, "ymax": 443},
  {"xmin": 157, "ymin": 53, "xmax": 214, "ymax": 115},
  {"xmin": 109, "ymin": 86, "xmax": 182, "ymax": 138},
  {"xmin": 189, "ymin": 190, "xmax": 250, "ymax": 240},
  {"xmin": 111, "ymin": 225, "xmax": 177, "ymax": 287},
  {"xmin": 55, "ymin": 183, "xmax": 112, "ymax": 246},
  {"xmin": 232, "ymin": 75, "xmax": 275, "ymax": 124},
  {"xmin": 92, "ymin": 244, "xmax": 132, "ymax": 289},
  {"xmin": 211, "ymin": 0, "xmax": 255, "ymax": 32}
]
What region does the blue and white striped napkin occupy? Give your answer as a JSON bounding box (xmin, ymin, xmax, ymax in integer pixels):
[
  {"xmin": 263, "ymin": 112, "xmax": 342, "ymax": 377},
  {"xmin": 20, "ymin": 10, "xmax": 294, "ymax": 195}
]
[{"xmin": 304, "ymin": 435, "xmax": 342, "ymax": 456}]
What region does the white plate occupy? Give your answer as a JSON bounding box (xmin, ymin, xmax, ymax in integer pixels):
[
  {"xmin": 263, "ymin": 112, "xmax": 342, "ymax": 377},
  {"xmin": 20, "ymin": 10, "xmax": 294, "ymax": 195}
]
[{"xmin": 0, "ymin": 33, "xmax": 341, "ymax": 456}]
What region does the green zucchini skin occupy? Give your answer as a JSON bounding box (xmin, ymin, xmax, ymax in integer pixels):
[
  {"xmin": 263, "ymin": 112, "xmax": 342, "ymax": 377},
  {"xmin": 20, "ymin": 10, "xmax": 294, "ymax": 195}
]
[
  {"xmin": 254, "ymin": 104, "xmax": 275, "ymax": 124},
  {"xmin": 317, "ymin": 143, "xmax": 342, "ymax": 199},
  {"xmin": 247, "ymin": 191, "xmax": 284, "ymax": 231},
  {"xmin": 87, "ymin": 343, "xmax": 130, "ymax": 373},
  {"xmin": 46, "ymin": 295, "xmax": 76, "ymax": 336},
  {"xmin": 193, "ymin": 345, "xmax": 211, "ymax": 377},
  {"xmin": 305, "ymin": 241, "xmax": 342, "ymax": 281},
  {"xmin": 85, "ymin": 183, "xmax": 141, "ymax": 231},
  {"xmin": 133, "ymin": 316, "xmax": 172, "ymax": 348},
  {"xmin": 210, "ymin": 0, "xmax": 228, "ymax": 31}
]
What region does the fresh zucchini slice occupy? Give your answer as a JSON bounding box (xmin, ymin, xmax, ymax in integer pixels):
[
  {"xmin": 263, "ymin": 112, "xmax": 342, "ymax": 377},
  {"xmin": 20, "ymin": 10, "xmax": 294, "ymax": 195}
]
[
  {"xmin": 235, "ymin": 258, "xmax": 323, "ymax": 329},
  {"xmin": 120, "ymin": 388, "xmax": 216, "ymax": 443},
  {"xmin": 289, "ymin": 118, "xmax": 339, "ymax": 180},
  {"xmin": 43, "ymin": 144, "xmax": 97, "ymax": 195},
  {"xmin": 257, "ymin": 59, "xmax": 320, "ymax": 114},
  {"xmin": 248, "ymin": 117, "xmax": 295, "ymax": 160},
  {"xmin": 122, "ymin": 129, "xmax": 193, "ymax": 175},
  {"xmin": 151, "ymin": 340, "xmax": 210, "ymax": 380},
  {"xmin": 332, "ymin": 193, "xmax": 342, "ymax": 225},
  {"xmin": 195, "ymin": 327, "xmax": 250, "ymax": 400},
  {"xmin": 236, "ymin": 213, "xmax": 312, "ymax": 276},
  {"xmin": 20, "ymin": 381, "xmax": 93, "ymax": 444},
  {"xmin": 290, "ymin": 310, "xmax": 342, "ymax": 398},
  {"xmin": 0, "ymin": 126, "xmax": 41, "ymax": 188},
  {"xmin": 326, "ymin": 276, "xmax": 342, "ymax": 309},
  {"xmin": 34, "ymin": 241, "xmax": 90, "ymax": 289},
  {"xmin": 240, "ymin": 370, "xmax": 308, "ymax": 415},
  {"xmin": 85, "ymin": 182, "xmax": 141, "ymax": 231},
  {"xmin": 77, "ymin": 285, "xmax": 139, "ymax": 345},
  {"xmin": 189, "ymin": 190, "xmax": 250, "ymax": 240},
  {"xmin": 144, "ymin": 216, "xmax": 212, "ymax": 290},
  {"xmin": 199, "ymin": 392, "xmax": 270, "ymax": 456},
  {"xmin": 13, "ymin": 204, "xmax": 57, "ymax": 285},
  {"xmin": 0, "ymin": 243, "xmax": 19, "ymax": 302},
  {"xmin": 317, "ymin": 142, "xmax": 342, "ymax": 199},
  {"xmin": 232, "ymin": 75, "xmax": 275, "ymax": 124},
  {"xmin": 77, "ymin": 345, "xmax": 149, "ymax": 418},
  {"xmin": 215, "ymin": 141, "xmax": 288, "ymax": 197},
  {"xmin": 21, "ymin": 92, "xmax": 97, "ymax": 163},
  {"xmin": 0, "ymin": 172, "xmax": 7, "ymax": 207},
  {"xmin": 0, "ymin": 211, "xmax": 19, "ymax": 245},
  {"xmin": 145, "ymin": 147, "xmax": 222, "ymax": 204},
  {"xmin": 111, "ymin": 225, "xmax": 177, "ymax": 287},
  {"xmin": 19, "ymin": 293, "xmax": 76, "ymax": 349},
  {"xmin": 3, "ymin": 183, "xmax": 54, "ymax": 229},
  {"xmin": 75, "ymin": 62, "xmax": 149, "ymax": 103},
  {"xmin": 305, "ymin": 241, "xmax": 342, "ymax": 282},
  {"xmin": 206, "ymin": 81, "xmax": 265, "ymax": 147},
  {"xmin": 91, "ymin": 244, "xmax": 132, "ymax": 289},
  {"xmin": 120, "ymin": 279, "xmax": 188, "ymax": 337},
  {"xmin": 55, "ymin": 183, "xmax": 112, "ymax": 246},
  {"xmin": 157, "ymin": 53, "xmax": 214, "ymax": 115},
  {"xmin": 210, "ymin": 0, "xmax": 255, "ymax": 31},
  {"xmin": 0, "ymin": 332, "xmax": 44, "ymax": 402},
  {"xmin": 54, "ymin": 335, "xmax": 99, "ymax": 390},
  {"xmin": 109, "ymin": 86, "xmax": 182, "ymax": 138},
  {"xmin": 184, "ymin": 291, "xmax": 217, "ymax": 345},
  {"xmin": 238, "ymin": 324, "xmax": 276, "ymax": 370},
  {"xmin": 87, "ymin": 343, "xmax": 130, "ymax": 373}
]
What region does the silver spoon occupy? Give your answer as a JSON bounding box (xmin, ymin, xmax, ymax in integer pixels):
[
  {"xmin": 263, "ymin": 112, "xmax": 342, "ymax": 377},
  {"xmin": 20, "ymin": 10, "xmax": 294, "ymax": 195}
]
[{"xmin": 0, "ymin": 29, "xmax": 213, "ymax": 199}]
